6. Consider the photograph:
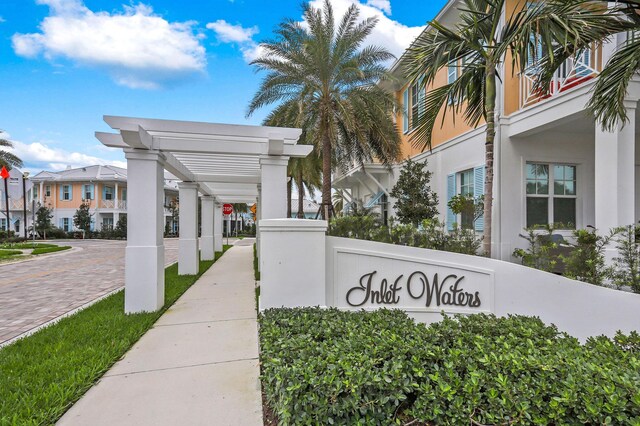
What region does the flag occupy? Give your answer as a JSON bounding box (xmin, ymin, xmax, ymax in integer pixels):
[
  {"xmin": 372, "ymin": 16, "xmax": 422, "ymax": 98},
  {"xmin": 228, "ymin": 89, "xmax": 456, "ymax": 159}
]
[{"xmin": 0, "ymin": 167, "xmax": 9, "ymax": 180}]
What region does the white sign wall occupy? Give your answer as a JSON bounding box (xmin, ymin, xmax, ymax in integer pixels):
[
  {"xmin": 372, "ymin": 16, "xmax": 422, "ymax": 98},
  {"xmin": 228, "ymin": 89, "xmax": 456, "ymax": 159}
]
[{"xmin": 332, "ymin": 248, "xmax": 494, "ymax": 322}]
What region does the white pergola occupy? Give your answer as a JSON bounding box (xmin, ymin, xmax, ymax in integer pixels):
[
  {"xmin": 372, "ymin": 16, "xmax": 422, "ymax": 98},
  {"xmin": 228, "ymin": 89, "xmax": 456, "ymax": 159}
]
[{"xmin": 96, "ymin": 115, "xmax": 312, "ymax": 313}]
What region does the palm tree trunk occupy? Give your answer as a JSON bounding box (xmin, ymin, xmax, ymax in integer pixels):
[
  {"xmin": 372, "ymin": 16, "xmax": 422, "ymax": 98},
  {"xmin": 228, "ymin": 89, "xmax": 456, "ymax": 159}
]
[
  {"xmin": 287, "ymin": 177, "xmax": 292, "ymax": 218},
  {"xmin": 483, "ymin": 64, "xmax": 497, "ymax": 257},
  {"xmin": 321, "ymin": 117, "xmax": 332, "ymax": 221},
  {"xmin": 297, "ymin": 168, "xmax": 304, "ymax": 219}
]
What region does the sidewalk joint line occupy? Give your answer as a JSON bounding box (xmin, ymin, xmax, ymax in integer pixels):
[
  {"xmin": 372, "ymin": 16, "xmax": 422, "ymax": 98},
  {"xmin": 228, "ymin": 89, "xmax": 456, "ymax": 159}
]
[
  {"xmin": 104, "ymin": 357, "xmax": 260, "ymax": 378},
  {"xmin": 154, "ymin": 317, "xmax": 257, "ymax": 327}
]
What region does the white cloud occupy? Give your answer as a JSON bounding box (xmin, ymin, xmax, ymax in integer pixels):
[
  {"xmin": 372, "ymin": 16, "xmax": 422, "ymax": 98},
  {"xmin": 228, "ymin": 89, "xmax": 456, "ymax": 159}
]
[
  {"xmin": 206, "ymin": 19, "xmax": 262, "ymax": 63},
  {"xmin": 308, "ymin": 0, "xmax": 424, "ymax": 59},
  {"xmin": 12, "ymin": 0, "xmax": 206, "ymax": 89},
  {"xmin": 213, "ymin": 0, "xmax": 423, "ymax": 64},
  {"xmin": 207, "ymin": 20, "xmax": 258, "ymax": 43},
  {"xmin": 6, "ymin": 138, "xmax": 126, "ymax": 172},
  {"xmin": 365, "ymin": 0, "xmax": 391, "ymax": 15}
]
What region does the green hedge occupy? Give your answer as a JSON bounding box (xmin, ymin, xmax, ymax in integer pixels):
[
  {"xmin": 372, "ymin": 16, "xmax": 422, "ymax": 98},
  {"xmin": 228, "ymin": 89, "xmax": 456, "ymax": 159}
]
[{"xmin": 260, "ymin": 308, "xmax": 640, "ymax": 425}]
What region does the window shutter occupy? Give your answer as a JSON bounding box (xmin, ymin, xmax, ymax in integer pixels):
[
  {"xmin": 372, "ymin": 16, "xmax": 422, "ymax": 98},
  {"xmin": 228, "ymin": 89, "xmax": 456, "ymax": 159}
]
[
  {"xmin": 59, "ymin": 218, "xmax": 64, "ymax": 229},
  {"xmin": 474, "ymin": 165, "xmax": 485, "ymax": 232},
  {"xmin": 59, "ymin": 185, "xmax": 63, "ymax": 201},
  {"xmin": 402, "ymin": 89, "xmax": 409, "ymax": 133},
  {"xmin": 90, "ymin": 184, "xmax": 95, "ymax": 200},
  {"xmin": 447, "ymin": 173, "xmax": 456, "ymax": 231},
  {"xmin": 68, "ymin": 185, "xmax": 72, "ymax": 201},
  {"xmin": 102, "ymin": 185, "xmax": 106, "ymax": 200}
]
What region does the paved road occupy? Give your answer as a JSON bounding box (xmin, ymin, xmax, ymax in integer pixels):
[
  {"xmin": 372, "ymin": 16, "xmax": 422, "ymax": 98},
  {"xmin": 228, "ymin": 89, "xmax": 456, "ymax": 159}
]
[{"xmin": 0, "ymin": 239, "xmax": 179, "ymax": 344}]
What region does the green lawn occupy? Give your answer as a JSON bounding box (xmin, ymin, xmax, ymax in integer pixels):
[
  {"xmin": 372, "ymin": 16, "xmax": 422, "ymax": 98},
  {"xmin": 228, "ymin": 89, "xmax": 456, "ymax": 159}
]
[
  {"xmin": 30, "ymin": 246, "xmax": 71, "ymax": 255},
  {"xmin": 0, "ymin": 249, "xmax": 23, "ymax": 258},
  {"xmin": 0, "ymin": 243, "xmax": 58, "ymax": 250},
  {"xmin": 0, "ymin": 246, "xmax": 230, "ymax": 425}
]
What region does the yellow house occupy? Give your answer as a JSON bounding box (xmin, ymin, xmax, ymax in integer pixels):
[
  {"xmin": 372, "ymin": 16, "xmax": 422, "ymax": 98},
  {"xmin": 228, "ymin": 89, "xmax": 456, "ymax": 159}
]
[{"xmin": 31, "ymin": 165, "xmax": 179, "ymax": 233}]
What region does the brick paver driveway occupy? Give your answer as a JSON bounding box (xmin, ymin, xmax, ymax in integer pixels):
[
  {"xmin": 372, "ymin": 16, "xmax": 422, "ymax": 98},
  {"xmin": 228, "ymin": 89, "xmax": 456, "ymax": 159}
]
[{"xmin": 0, "ymin": 239, "xmax": 179, "ymax": 344}]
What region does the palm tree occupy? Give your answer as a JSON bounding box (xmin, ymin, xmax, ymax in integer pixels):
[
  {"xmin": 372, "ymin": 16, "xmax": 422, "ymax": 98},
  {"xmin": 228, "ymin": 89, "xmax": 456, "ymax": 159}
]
[
  {"xmin": 0, "ymin": 131, "xmax": 23, "ymax": 169},
  {"xmin": 405, "ymin": 0, "xmax": 623, "ymax": 256},
  {"xmin": 247, "ymin": 0, "xmax": 401, "ymax": 220},
  {"xmin": 231, "ymin": 203, "xmax": 248, "ymax": 236}
]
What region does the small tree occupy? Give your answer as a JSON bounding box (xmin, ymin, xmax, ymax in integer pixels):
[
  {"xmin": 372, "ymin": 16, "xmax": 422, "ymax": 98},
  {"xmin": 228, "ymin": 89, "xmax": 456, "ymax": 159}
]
[
  {"xmin": 610, "ymin": 225, "xmax": 640, "ymax": 293},
  {"xmin": 561, "ymin": 226, "xmax": 616, "ymax": 286},
  {"xmin": 448, "ymin": 194, "xmax": 484, "ymax": 230},
  {"xmin": 73, "ymin": 201, "xmax": 93, "ymax": 237},
  {"xmin": 115, "ymin": 215, "xmax": 127, "ymax": 239},
  {"xmin": 390, "ymin": 159, "xmax": 438, "ymax": 226},
  {"xmin": 35, "ymin": 202, "xmax": 53, "ymax": 239}
]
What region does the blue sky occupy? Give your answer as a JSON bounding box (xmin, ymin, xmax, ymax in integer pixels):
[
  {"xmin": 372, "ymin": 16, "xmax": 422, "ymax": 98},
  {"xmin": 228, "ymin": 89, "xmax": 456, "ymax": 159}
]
[{"xmin": 0, "ymin": 0, "xmax": 447, "ymax": 174}]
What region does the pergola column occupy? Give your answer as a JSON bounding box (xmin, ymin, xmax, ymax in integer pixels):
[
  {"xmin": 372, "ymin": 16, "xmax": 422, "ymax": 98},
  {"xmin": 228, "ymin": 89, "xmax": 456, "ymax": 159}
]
[
  {"xmin": 214, "ymin": 201, "xmax": 223, "ymax": 252},
  {"xmin": 124, "ymin": 149, "xmax": 165, "ymax": 313},
  {"xmin": 259, "ymin": 156, "xmax": 289, "ymax": 219},
  {"xmin": 200, "ymin": 195, "xmax": 215, "ymax": 261},
  {"xmin": 178, "ymin": 182, "xmax": 199, "ymax": 275},
  {"xmin": 595, "ymin": 101, "xmax": 636, "ymax": 235}
]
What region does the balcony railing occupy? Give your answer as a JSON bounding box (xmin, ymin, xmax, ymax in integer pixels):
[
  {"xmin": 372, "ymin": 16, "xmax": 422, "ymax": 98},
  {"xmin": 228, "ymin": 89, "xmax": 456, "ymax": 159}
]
[
  {"xmin": 0, "ymin": 199, "xmax": 32, "ymax": 211},
  {"xmin": 100, "ymin": 200, "xmax": 127, "ymax": 210},
  {"xmin": 519, "ymin": 46, "xmax": 602, "ymax": 109}
]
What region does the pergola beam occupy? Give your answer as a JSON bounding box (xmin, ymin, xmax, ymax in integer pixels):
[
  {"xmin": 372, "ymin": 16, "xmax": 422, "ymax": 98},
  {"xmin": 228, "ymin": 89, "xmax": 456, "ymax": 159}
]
[
  {"xmin": 105, "ymin": 115, "xmax": 302, "ymax": 142},
  {"xmin": 195, "ymin": 174, "xmax": 260, "ymax": 184}
]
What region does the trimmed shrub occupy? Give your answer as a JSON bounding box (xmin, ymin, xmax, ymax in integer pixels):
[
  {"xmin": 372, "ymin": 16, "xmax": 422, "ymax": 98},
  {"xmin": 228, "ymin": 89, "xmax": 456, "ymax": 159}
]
[
  {"xmin": 329, "ymin": 217, "xmax": 482, "ymax": 256},
  {"xmin": 260, "ymin": 308, "xmax": 640, "ymax": 425}
]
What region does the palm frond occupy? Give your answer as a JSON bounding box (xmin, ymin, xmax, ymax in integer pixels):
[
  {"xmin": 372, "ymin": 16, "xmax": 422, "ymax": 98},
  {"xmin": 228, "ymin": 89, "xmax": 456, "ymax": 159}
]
[{"xmin": 587, "ymin": 35, "xmax": 640, "ymax": 131}]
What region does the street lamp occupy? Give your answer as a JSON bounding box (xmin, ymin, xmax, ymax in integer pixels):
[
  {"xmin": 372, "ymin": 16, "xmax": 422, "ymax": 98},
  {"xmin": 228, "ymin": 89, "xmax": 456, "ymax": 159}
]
[{"xmin": 22, "ymin": 171, "xmax": 29, "ymax": 239}]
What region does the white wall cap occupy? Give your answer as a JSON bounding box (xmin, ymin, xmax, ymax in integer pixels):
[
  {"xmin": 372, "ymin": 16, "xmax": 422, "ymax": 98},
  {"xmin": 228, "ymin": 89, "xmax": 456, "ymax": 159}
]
[{"xmin": 259, "ymin": 218, "xmax": 328, "ymax": 232}]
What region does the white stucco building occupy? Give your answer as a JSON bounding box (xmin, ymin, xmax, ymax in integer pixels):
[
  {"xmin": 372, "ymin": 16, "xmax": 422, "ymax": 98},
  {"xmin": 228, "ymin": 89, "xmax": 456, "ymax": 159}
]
[{"xmin": 333, "ymin": 0, "xmax": 640, "ymax": 261}]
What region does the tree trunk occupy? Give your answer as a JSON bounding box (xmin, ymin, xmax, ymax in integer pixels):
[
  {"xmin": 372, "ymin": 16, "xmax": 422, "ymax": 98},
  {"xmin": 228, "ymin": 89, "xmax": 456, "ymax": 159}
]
[
  {"xmin": 483, "ymin": 64, "xmax": 497, "ymax": 257},
  {"xmin": 297, "ymin": 168, "xmax": 304, "ymax": 219},
  {"xmin": 321, "ymin": 118, "xmax": 332, "ymax": 221},
  {"xmin": 286, "ymin": 177, "xmax": 292, "ymax": 218}
]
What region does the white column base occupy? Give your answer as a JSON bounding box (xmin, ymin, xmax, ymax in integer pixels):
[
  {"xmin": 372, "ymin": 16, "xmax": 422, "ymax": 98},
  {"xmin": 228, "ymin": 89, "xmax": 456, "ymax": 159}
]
[
  {"xmin": 259, "ymin": 219, "xmax": 328, "ymax": 310},
  {"xmin": 201, "ymin": 235, "xmax": 215, "ymax": 261},
  {"xmin": 178, "ymin": 238, "xmax": 199, "ymax": 275},
  {"xmin": 125, "ymin": 245, "xmax": 165, "ymax": 313}
]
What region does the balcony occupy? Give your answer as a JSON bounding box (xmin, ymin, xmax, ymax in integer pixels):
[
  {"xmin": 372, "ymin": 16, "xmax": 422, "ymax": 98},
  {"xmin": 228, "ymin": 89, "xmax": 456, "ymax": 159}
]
[
  {"xmin": 519, "ymin": 46, "xmax": 602, "ymax": 110},
  {"xmin": 100, "ymin": 200, "xmax": 127, "ymax": 210},
  {"xmin": 0, "ymin": 199, "xmax": 32, "ymax": 211}
]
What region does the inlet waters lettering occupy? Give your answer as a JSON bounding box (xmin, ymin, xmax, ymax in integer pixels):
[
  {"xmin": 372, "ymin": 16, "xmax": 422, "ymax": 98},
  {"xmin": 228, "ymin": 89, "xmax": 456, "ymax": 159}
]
[{"xmin": 346, "ymin": 270, "xmax": 481, "ymax": 309}]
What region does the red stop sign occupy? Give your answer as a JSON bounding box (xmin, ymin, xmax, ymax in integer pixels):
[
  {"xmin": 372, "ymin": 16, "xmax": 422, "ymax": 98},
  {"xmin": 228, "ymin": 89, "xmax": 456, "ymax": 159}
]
[{"xmin": 223, "ymin": 204, "xmax": 233, "ymax": 215}]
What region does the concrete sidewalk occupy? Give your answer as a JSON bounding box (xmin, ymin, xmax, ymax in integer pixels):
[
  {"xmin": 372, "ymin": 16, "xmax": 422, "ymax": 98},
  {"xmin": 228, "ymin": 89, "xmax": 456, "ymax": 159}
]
[{"xmin": 58, "ymin": 243, "xmax": 262, "ymax": 426}]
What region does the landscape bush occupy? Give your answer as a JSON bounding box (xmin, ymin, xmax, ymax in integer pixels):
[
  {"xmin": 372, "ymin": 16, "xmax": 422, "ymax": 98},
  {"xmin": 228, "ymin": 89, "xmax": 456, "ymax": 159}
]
[
  {"xmin": 329, "ymin": 216, "xmax": 482, "ymax": 256},
  {"xmin": 260, "ymin": 308, "xmax": 640, "ymax": 425}
]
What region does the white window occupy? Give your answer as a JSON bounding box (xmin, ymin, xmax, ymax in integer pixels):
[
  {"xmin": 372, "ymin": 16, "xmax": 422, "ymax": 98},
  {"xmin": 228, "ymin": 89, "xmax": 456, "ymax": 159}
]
[
  {"xmin": 62, "ymin": 217, "xmax": 70, "ymax": 232},
  {"xmin": 32, "ymin": 185, "xmax": 38, "ymax": 201},
  {"xmin": 447, "ymin": 61, "xmax": 458, "ymax": 104},
  {"xmin": 447, "ymin": 166, "xmax": 485, "ymax": 231},
  {"xmin": 83, "ymin": 184, "xmax": 94, "ymax": 200},
  {"xmin": 62, "ymin": 185, "xmax": 71, "ymax": 201},
  {"xmin": 102, "ymin": 217, "xmax": 114, "ymax": 229},
  {"xmin": 104, "ymin": 186, "xmax": 114, "ymax": 200},
  {"xmin": 45, "ymin": 185, "xmax": 51, "ymax": 197},
  {"xmin": 459, "ymin": 169, "xmax": 475, "ymax": 229},
  {"xmin": 0, "ymin": 218, "xmax": 6, "ymax": 231},
  {"xmin": 525, "ymin": 163, "xmax": 576, "ymax": 229}
]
